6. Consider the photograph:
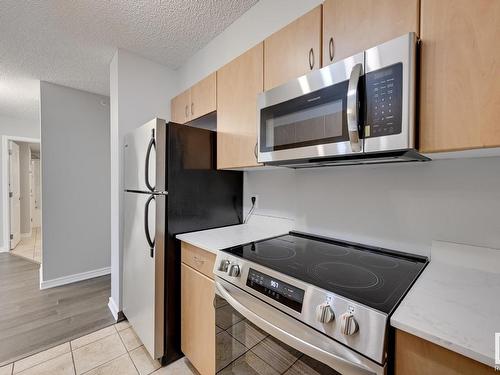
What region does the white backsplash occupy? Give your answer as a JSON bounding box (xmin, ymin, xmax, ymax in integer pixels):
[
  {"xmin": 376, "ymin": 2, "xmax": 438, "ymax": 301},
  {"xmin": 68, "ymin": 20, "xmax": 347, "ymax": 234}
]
[{"xmin": 244, "ymin": 156, "xmax": 500, "ymax": 257}]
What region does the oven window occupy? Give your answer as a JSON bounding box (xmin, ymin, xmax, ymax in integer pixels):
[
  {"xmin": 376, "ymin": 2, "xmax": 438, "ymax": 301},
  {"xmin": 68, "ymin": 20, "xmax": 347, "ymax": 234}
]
[
  {"xmin": 215, "ymin": 295, "xmax": 341, "ymax": 374},
  {"xmin": 260, "ymin": 81, "xmax": 349, "ymax": 153}
]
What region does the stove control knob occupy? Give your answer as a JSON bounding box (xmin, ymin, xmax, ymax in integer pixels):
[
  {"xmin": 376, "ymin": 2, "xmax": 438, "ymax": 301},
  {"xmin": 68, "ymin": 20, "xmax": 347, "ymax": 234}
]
[
  {"xmin": 228, "ymin": 264, "xmax": 240, "ymax": 277},
  {"xmin": 218, "ymin": 259, "xmax": 231, "ymax": 273},
  {"xmin": 316, "ymin": 303, "xmax": 335, "ymax": 323},
  {"xmin": 340, "ymin": 313, "xmax": 359, "ymax": 336}
]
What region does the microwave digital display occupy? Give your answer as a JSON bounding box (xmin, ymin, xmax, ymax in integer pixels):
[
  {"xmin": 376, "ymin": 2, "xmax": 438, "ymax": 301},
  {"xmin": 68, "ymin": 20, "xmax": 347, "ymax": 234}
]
[
  {"xmin": 246, "ymin": 268, "xmax": 304, "ymax": 312},
  {"xmin": 365, "ymin": 62, "xmax": 403, "ymax": 138}
]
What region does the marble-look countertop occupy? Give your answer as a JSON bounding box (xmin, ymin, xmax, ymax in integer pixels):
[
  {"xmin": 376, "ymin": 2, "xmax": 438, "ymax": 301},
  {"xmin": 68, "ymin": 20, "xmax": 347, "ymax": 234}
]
[
  {"xmin": 176, "ymin": 215, "xmax": 294, "ymax": 254},
  {"xmin": 391, "ymin": 240, "xmax": 500, "ymax": 367}
]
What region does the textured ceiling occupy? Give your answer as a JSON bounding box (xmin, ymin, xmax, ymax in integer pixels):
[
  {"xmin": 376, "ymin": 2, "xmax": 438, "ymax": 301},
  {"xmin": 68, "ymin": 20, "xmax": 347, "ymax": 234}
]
[{"xmin": 0, "ymin": 0, "xmax": 258, "ymax": 121}]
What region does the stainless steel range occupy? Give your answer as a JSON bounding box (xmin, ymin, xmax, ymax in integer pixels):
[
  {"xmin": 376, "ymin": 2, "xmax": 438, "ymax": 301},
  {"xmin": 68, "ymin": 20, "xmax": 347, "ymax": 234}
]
[{"xmin": 213, "ymin": 232, "xmax": 428, "ymax": 374}]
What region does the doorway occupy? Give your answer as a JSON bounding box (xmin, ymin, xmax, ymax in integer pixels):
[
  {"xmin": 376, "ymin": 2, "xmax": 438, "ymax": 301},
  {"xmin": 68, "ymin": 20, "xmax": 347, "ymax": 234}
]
[{"xmin": 2, "ymin": 137, "xmax": 42, "ymax": 263}]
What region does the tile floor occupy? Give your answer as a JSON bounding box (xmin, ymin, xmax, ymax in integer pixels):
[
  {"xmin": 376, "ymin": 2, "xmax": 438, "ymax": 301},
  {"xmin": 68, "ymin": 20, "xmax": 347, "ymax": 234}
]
[
  {"xmin": 11, "ymin": 227, "xmax": 42, "ymax": 263},
  {"xmin": 0, "ymin": 321, "xmax": 199, "ymax": 375}
]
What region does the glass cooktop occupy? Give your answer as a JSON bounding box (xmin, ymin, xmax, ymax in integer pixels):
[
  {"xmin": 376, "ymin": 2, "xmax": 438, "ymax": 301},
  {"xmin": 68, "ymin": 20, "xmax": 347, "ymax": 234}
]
[{"xmin": 221, "ymin": 232, "xmax": 428, "ymax": 314}]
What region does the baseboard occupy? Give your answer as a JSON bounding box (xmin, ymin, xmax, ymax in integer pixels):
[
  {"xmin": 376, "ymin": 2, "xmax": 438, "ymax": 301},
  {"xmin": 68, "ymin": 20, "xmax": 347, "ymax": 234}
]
[
  {"xmin": 40, "ymin": 266, "xmax": 111, "ymax": 290},
  {"xmin": 108, "ymin": 297, "xmax": 124, "ymax": 322},
  {"xmin": 0, "ymin": 246, "xmax": 7, "ymax": 253}
]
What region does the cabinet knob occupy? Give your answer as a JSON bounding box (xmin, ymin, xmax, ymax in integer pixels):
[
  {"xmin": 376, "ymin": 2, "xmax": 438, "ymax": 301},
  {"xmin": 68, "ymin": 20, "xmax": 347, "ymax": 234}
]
[
  {"xmin": 329, "ymin": 37, "xmax": 334, "ymax": 62},
  {"xmin": 308, "ymin": 48, "xmax": 315, "ymax": 70}
]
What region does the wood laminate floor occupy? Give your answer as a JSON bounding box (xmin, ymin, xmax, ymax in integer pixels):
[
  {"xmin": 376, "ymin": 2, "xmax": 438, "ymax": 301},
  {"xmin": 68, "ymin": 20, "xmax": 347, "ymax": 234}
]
[{"xmin": 0, "ymin": 253, "xmax": 115, "ymax": 366}]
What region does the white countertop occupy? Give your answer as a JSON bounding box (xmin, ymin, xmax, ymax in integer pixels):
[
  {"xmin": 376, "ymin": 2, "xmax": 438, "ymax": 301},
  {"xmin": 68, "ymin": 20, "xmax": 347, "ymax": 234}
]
[
  {"xmin": 176, "ymin": 215, "xmax": 294, "ymax": 254},
  {"xmin": 391, "ymin": 240, "xmax": 500, "ymax": 367}
]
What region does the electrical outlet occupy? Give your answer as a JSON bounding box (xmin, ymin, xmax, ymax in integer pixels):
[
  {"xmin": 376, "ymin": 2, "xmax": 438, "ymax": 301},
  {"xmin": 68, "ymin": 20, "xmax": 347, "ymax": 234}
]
[{"xmin": 251, "ymin": 195, "xmax": 259, "ymax": 209}]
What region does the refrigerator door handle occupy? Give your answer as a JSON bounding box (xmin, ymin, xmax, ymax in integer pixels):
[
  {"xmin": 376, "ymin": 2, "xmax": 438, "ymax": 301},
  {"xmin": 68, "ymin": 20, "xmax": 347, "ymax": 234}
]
[
  {"xmin": 145, "ymin": 129, "xmax": 156, "ymax": 192},
  {"xmin": 144, "ymin": 194, "xmax": 155, "ymax": 257}
]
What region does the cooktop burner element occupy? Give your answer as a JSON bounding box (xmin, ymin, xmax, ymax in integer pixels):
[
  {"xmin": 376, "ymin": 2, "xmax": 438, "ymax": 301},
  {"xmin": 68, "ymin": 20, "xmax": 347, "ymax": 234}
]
[
  {"xmin": 308, "ymin": 262, "xmax": 381, "ymax": 289},
  {"xmin": 221, "ymin": 232, "xmax": 428, "ymax": 314}
]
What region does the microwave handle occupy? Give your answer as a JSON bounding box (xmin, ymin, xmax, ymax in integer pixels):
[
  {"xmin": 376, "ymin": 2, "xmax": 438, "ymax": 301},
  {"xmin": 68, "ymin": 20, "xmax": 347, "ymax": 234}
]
[{"xmin": 347, "ymin": 63, "xmax": 363, "ymax": 152}]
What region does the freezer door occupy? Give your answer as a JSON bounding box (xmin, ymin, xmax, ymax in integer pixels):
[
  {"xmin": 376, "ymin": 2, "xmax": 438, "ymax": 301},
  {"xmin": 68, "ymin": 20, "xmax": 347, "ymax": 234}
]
[
  {"xmin": 124, "ymin": 118, "xmax": 166, "ymax": 192},
  {"xmin": 123, "ymin": 191, "xmax": 165, "ymax": 359}
]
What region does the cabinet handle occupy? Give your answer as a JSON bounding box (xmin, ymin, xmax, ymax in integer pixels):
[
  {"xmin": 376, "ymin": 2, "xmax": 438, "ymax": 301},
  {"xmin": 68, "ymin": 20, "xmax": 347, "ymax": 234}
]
[
  {"xmin": 191, "ymin": 102, "xmax": 194, "ymax": 116},
  {"xmin": 254, "ymin": 142, "xmax": 258, "ymax": 159},
  {"xmin": 329, "ymin": 37, "xmax": 334, "ymax": 62},
  {"xmin": 193, "ymin": 256, "xmax": 205, "ymax": 265},
  {"xmin": 184, "ymin": 105, "xmax": 188, "ymax": 118},
  {"xmin": 308, "ymin": 48, "xmax": 315, "ymax": 70}
]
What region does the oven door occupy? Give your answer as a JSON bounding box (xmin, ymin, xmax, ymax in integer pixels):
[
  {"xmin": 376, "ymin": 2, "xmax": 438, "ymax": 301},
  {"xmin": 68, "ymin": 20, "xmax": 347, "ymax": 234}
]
[
  {"xmin": 215, "ymin": 278, "xmax": 385, "ymax": 375},
  {"xmin": 257, "ymin": 53, "xmax": 364, "ymax": 165}
]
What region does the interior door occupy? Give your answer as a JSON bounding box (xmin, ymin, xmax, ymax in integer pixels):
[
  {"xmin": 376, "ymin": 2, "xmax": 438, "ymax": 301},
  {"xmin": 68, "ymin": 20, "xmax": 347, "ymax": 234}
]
[
  {"xmin": 32, "ymin": 159, "xmax": 41, "ymax": 227},
  {"xmin": 9, "ymin": 141, "xmax": 21, "ymax": 249}
]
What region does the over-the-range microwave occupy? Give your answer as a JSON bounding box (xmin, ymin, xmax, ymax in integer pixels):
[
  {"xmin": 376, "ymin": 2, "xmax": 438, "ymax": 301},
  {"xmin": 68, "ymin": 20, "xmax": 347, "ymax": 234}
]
[{"xmin": 257, "ymin": 33, "xmax": 430, "ymax": 167}]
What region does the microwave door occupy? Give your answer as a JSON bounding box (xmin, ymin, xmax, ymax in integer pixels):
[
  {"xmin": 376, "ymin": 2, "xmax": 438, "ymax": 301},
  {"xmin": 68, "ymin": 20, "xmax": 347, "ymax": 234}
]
[
  {"xmin": 363, "ymin": 32, "xmax": 417, "ymax": 153},
  {"xmin": 257, "ymin": 52, "xmax": 364, "ymax": 165}
]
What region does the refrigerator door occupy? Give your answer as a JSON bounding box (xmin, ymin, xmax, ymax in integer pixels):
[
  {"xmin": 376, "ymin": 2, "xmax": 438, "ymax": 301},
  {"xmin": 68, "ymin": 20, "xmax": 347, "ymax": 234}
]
[
  {"xmin": 124, "ymin": 118, "xmax": 167, "ymax": 193},
  {"xmin": 122, "ymin": 190, "xmax": 165, "ymax": 359},
  {"xmin": 123, "ymin": 118, "xmax": 167, "ymax": 360}
]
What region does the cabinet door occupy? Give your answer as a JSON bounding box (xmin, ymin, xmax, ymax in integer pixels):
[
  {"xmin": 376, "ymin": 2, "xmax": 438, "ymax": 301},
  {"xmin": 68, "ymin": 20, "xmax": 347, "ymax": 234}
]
[
  {"xmin": 190, "ymin": 72, "xmax": 216, "ymax": 121},
  {"xmin": 264, "ymin": 6, "xmax": 321, "ymax": 90},
  {"xmin": 181, "ymin": 263, "xmax": 215, "ymax": 375},
  {"xmin": 419, "ymin": 0, "xmax": 500, "ymax": 152},
  {"xmin": 322, "ymin": 0, "xmax": 419, "ymax": 65},
  {"xmin": 395, "ymin": 330, "xmax": 495, "ymax": 375},
  {"xmin": 171, "ymin": 89, "xmax": 190, "ymax": 124},
  {"xmin": 217, "ymin": 43, "xmax": 263, "ymax": 169}
]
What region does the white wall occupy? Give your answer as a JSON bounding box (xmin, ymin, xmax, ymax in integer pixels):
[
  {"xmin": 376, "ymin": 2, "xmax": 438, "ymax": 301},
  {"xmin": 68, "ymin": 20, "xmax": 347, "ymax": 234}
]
[
  {"xmin": 109, "ymin": 49, "xmax": 178, "ymax": 316},
  {"xmin": 40, "ymin": 82, "xmax": 110, "ymax": 283},
  {"xmin": 0, "ymin": 115, "xmax": 40, "ymax": 139},
  {"xmin": 244, "ymin": 157, "xmax": 500, "ymax": 257},
  {"xmin": 176, "ymin": 0, "xmax": 322, "ymax": 92},
  {"xmin": 0, "ymin": 115, "xmax": 40, "ymax": 250}
]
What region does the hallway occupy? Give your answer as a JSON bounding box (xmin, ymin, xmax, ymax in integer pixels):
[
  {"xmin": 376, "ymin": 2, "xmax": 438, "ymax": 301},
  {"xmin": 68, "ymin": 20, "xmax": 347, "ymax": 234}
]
[{"xmin": 11, "ymin": 227, "xmax": 42, "ymax": 263}]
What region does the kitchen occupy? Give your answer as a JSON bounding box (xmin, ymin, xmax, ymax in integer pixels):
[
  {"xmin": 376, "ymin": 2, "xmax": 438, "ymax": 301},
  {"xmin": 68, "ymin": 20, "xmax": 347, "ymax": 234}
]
[
  {"xmin": 120, "ymin": 1, "xmax": 499, "ymax": 374},
  {"xmin": 0, "ymin": 0, "xmax": 498, "ymax": 374}
]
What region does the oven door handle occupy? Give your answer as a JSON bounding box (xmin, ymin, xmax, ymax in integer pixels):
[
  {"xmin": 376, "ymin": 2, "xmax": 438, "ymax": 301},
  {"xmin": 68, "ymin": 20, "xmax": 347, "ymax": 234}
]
[
  {"xmin": 215, "ymin": 279, "xmax": 384, "ymax": 375},
  {"xmin": 347, "ymin": 63, "xmax": 363, "ymax": 153}
]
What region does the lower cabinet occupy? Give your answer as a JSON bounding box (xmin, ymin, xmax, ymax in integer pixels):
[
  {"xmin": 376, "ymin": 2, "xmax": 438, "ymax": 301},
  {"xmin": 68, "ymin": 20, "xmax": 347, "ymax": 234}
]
[
  {"xmin": 394, "ymin": 329, "xmax": 496, "ymax": 374},
  {"xmin": 181, "ymin": 262, "xmax": 215, "ymax": 375}
]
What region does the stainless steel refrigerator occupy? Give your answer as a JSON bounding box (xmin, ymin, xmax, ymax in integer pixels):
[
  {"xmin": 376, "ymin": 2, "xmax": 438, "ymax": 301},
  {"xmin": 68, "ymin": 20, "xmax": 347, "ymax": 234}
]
[{"xmin": 122, "ymin": 118, "xmax": 242, "ymax": 364}]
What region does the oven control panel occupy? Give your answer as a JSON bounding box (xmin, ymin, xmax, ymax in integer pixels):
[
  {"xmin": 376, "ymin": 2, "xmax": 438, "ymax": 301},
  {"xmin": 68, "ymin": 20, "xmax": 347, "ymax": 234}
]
[
  {"xmin": 365, "ymin": 62, "xmax": 403, "ymax": 138},
  {"xmin": 246, "ymin": 268, "xmax": 305, "ymax": 312}
]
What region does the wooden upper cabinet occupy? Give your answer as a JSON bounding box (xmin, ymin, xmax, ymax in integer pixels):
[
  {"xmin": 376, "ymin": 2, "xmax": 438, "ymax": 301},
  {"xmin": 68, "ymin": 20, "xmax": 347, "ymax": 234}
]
[
  {"xmin": 322, "ymin": 0, "xmax": 419, "ymax": 65},
  {"xmin": 264, "ymin": 6, "xmax": 322, "ymax": 90},
  {"xmin": 171, "ymin": 89, "xmax": 190, "ymax": 124},
  {"xmin": 170, "ymin": 73, "xmax": 216, "ymax": 124},
  {"xmin": 190, "ymin": 72, "xmax": 216, "ymax": 121},
  {"xmin": 217, "ymin": 43, "xmax": 263, "ymax": 169},
  {"xmin": 419, "ymin": 0, "xmax": 500, "ymax": 152}
]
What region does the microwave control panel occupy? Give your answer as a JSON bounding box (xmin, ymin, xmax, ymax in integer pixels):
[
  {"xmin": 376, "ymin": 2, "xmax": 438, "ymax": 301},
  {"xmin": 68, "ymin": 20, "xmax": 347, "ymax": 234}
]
[{"xmin": 364, "ymin": 63, "xmax": 403, "ymax": 138}]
